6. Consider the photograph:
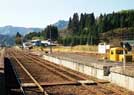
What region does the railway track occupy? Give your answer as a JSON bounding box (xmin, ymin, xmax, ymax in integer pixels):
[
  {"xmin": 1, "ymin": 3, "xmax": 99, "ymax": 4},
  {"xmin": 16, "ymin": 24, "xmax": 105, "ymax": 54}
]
[
  {"xmin": 22, "ymin": 50, "xmax": 134, "ymax": 95},
  {"xmin": 5, "ymin": 48, "xmax": 134, "ymax": 95}
]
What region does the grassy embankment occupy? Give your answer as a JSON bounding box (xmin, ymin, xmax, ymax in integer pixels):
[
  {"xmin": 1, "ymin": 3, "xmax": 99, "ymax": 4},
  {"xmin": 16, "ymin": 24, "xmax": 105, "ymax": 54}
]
[
  {"xmin": 31, "ymin": 44, "xmax": 134, "ymax": 62},
  {"xmin": 32, "ymin": 45, "xmax": 98, "ymax": 53}
]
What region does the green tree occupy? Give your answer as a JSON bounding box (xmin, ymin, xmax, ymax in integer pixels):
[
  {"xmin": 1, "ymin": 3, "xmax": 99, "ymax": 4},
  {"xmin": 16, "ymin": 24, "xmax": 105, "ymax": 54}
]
[
  {"xmin": 71, "ymin": 13, "xmax": 79, "ymax": 35},
  {"xmin": 43, "ymin": 25, "xmax": 59, "ymax": 41},
  {"xmin": 24, "ymin": 32, "xmax": 41, "ymax": 41},
  {"xmin": 68, "ymin": 17, "xmax": 72, "ymax": 29},
  {"xmin": 15, "ymin": 32, "xmax": 22, "ymax": 45},
  {"xmin": 79, "ymin": 13, "xmax": 86, "ymax": 34}
]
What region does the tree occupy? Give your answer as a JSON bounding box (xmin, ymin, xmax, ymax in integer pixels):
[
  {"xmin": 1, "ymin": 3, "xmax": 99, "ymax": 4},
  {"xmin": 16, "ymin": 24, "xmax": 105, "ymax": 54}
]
[
  {"xmin": 68, "ymin": 17, "xmax": 72, "ymax": 29},
  {"xmin": 79, "ymin": 13, "xmax": 86, "ymax": 34},
  {"xmin": 24, "ymin": 32, "xmax": 41, "ymax": 41},
  {"xmin": 43, "ymin": 25, "xmax": 59, "ymax": 41},
  {"xmin": 15, "ymin": 32, "xmax": 22, "ymax": 45},
  {"xmin": 71, "ymin": 13, "xmax": 79, "ymax": 35}
]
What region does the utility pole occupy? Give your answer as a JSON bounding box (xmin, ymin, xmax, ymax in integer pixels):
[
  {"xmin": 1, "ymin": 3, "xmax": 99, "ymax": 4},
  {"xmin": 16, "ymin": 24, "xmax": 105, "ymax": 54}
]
[
  {"xmin": 49, "ymin": 28, "xmax": 52, "ymax": 53},
  {"xmin": 21, "ymin": 36, "xmax": 23, "ymax": 49},
  {"xmin": 90, "ymin": 36, "xmax": 93, "ymax": 45}
]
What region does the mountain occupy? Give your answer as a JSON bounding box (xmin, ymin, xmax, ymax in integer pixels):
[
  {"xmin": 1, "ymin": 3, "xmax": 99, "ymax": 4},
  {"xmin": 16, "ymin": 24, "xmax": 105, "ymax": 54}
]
[
  {"xmin": 0, "ymin": 34, "xmax": 15, "ymax": 46},
  {"xmin": 53, "ymin": 20, "xmax": 68, "ymax": 30},
  {"xmin": 0, "ymin": 25, "xmax": 42, "ymax": 36}
]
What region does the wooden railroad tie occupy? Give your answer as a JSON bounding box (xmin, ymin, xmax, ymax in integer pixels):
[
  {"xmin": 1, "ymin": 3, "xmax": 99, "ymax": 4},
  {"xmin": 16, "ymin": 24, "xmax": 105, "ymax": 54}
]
[{"xmin": 22, "ymin": 80, "xmax": 97, "ymax": 88}]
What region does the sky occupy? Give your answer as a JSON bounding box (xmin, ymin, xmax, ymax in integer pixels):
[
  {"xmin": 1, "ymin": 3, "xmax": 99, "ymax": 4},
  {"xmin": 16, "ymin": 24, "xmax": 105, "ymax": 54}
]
[{"xmin": 0, "ymin": 0, "xmax": 133, "ymax": 28}]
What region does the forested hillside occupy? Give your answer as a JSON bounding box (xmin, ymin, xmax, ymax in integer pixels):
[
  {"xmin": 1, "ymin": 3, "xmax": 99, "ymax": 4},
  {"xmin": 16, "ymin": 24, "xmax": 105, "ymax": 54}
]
[
  {"xmin": 58, "ymin": 10, "xmax": 134, "ymax": 46},
  {"xmin": 100, "ymin": 27, "xmax": 134, "ymax": 46},
  {"xmin": 24, "ymin": 10, "xmax": 134, "ymax": 46}
]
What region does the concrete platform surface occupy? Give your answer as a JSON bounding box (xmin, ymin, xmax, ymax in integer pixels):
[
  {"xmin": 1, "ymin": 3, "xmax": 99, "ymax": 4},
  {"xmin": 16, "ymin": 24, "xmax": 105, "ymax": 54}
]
[
  {"xmin": 44, "ymin": 52, "xmax": 131, "ymax": 69},
  {"xmin": 111, "ymin": 66, "xmax": 134, "ymax": 77},
  {"xmin": 43, "ymin": 52, "xmax": 134, "ymax": 77},
  {"xmin": 30, "ymin": 51, "xmax": 134, "ymax": 76}
]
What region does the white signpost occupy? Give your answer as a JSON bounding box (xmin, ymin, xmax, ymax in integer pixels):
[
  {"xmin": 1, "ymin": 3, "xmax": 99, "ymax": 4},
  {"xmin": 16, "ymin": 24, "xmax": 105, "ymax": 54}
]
[{"xmin": 98, "ymin": 43, "xmax": 110, "ymax": 54}]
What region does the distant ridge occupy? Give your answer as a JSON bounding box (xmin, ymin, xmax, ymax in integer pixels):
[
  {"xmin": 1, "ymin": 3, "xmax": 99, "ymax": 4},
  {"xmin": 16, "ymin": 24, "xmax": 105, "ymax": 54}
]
[
  {"xmin": 0, "ymin": 25, "xmax": 42, "ymax": 36},
  {"xmin": 0, "ymin": 34, "xmax": 15, "ymax": 46},
  {"xmin": 53, "ymin": 20, "xmax": 68, "ymax": 30}
]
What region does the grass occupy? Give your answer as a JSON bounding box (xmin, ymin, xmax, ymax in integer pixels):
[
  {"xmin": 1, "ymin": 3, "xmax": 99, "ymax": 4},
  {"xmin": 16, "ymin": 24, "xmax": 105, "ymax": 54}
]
[{"xmin": 32, "ymin": 45, "xmax": 98, "ymax": 53}]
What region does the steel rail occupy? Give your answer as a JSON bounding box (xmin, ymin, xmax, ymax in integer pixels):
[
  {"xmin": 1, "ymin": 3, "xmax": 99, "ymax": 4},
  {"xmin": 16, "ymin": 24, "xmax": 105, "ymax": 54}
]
[
  {"xmin": 12, "ymin": 51, "xmax": 77, "ymax": 81},
  {"xmin": 6, "ymin": 53, "xmax": 26, "ymax": 95},
  {"xmin": 12, "ymin": 50, "xmax": 114, "ymax": 95},
  {"xmin": 27, "ymin": 52, "xmax": 126, "ymax": 95},
  {"xmin": 11, "ymin": 51, "xmax": 111, "ymax": 95},
  {"xmin": 20, "ymin": 54, "xmax": 76, "ymax": 81},
  {"xmin": 11, "ymin": 49, "xmax": 131, "ymax": 95},
  {"xmin": 23, "ymin": 52, "xmax": 88, "ymax": 80},
  {"xmin": 10, "ymin": 53, "xmax": 48, "ymax": 95}
]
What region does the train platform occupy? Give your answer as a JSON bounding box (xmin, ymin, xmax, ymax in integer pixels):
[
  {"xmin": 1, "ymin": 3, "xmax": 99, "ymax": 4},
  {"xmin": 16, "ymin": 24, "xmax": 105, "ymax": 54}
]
[
  {"xmin": 30, "ymin": 51, "xmax": 134, "ymax": 75},
  {"xmin": 111, "ymin": 65, "xmax": 134, "ymax": 77},
  {"xmin": 50, "ymin": 52, "xmax": 134, "ymax": 75},
  {"xmin": 29, "ymin": 50, "xmax": 134, "ymax": 92}
]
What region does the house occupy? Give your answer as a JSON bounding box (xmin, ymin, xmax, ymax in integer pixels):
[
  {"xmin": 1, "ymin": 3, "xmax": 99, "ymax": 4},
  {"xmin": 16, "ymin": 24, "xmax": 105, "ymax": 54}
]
[{"xmin": 31, "ymin": 39, "xmax": 41, "ymax": 46}]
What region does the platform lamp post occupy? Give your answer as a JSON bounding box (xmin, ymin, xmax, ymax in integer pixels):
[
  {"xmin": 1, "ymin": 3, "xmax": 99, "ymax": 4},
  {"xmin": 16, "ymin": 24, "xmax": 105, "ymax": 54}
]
[
  {"xmin": 120, "ymin": 13, "xmax": 126, "ymax": 71},
  {"xmin": 123, "ymin": 42, "xmax": 126, "ymax": 71}
]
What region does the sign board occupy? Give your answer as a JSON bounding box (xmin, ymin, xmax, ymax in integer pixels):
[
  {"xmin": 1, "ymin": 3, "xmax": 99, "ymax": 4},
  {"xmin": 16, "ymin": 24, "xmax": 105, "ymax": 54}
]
[{"xmin": 98, "ymin": 43, "xmax": 110, "ymax": 54}]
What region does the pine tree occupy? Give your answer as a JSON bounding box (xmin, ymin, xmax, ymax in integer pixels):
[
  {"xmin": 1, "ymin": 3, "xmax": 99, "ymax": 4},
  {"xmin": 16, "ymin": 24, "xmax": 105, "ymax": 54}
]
[
  {"xmin": 79, "ymin": 13, "xmax": 85, "ymax": 34},
  {"xmin": 72, "ymin": 13, "xmax": 79, "ymax": 35},
  {"xmin": 68, "ymin": 17, "xmax": 72, "ymax": 29}
]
